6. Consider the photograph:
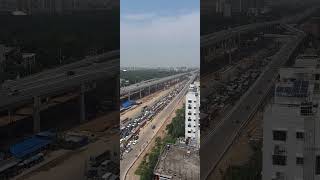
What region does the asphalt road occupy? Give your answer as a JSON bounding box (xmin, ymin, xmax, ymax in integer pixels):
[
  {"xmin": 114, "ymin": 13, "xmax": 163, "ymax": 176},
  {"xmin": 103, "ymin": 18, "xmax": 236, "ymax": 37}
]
[
  {"xmin": 200, "ymin": 31, "xmax": 305, "ymax": 180},
  {"xmin": 0, "ymin": 52, "xmax": 119, "ymax": 110},
  {"xmin": 120, "ymin": 73, "xmax": 197, "ymax": 180}
]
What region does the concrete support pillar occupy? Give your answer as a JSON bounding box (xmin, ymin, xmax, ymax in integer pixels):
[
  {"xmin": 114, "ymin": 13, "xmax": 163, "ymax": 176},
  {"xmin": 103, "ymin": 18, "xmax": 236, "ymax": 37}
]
[
  {"xmin": 80, "ymin": 84, "xmax": 86, "ymax": 123},
  {"xmin": 33, "ymin": 96, "xmax": 41, "ymax": 133},
  {"xmin": 128, "ymin": 91, "xmax": 131, "ymax": 101},
  {"xmin": 148, "ymin": 86, "xmax": 151, "ymax": 95},
  {"xmin": 210, "ymin": 46, "xmax": 216, "ymax": 59},
  {"xmin": 139, "ymin": 89, "xmax": 142, "ymax": 99}
]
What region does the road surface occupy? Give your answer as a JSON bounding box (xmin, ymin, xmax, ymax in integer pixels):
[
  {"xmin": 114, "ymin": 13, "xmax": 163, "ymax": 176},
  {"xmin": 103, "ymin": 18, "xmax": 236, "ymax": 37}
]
[
  {"xmin": 120, "ymin": 74, "xmax": 197, "ymax": 180},
  {"xmin": 200, "ymin": 31, "xmax": 305, "ymax": 179}
]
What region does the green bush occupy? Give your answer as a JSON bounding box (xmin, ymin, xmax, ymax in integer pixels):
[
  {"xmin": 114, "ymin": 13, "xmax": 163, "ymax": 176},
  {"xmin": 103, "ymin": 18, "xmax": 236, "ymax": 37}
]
[{"xmin": 135, "ymin": 106, "xmax": 185, "ymax": 179}]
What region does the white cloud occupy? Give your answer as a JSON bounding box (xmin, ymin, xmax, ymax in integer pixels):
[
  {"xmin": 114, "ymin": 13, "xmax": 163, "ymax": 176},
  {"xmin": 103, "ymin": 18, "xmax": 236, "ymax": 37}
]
[
  {"xmin": 122, "ymin": 13, "xmax": 157, "ymax": 21},
  {"xmin": 121, "ymin": 11, "xmax": 200, "ymax": 67}
]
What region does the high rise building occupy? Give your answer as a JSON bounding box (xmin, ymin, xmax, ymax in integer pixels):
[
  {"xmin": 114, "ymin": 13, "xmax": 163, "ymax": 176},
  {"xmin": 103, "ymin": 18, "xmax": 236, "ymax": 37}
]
[
  {"xmin": 231, "ymin": 0, "xmax": 242, "ymax": 13},
  {"xmin": 0, "ymin": 45, "xmax": 6, "ymax": 73},
  {"xmin": 230, "ymin": 0, "xmax": 265, "ymax": 14},
  {"xmin": 216, "ymin": 0, "xmax": 226, "ymax": 13},
  {"xmin": 185, "ymin": 81, "xmax": 200, "ymax": 148},
  {"xmin": 0, "ymin": 0, "xmax": 17, "ymax": 11},
  {"xmin": 262, "ymin": 54, "xmax": 320, "ymax": 180}
]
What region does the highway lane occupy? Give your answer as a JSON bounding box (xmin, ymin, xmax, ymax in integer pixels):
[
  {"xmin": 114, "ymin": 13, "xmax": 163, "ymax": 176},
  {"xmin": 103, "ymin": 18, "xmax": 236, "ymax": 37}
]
[
  {"xmin": 0, "ymin": 54, "xmax": 119, "ymax": 110},
  {"xmin": 200, "ymin": 29, "xmax": 305, "ymax": 180},
  {"xmin": 3, "ymin": 50, "xmax": 119, "ymax": 88},
  {"xmin": 2, "ymin": 57, "xmax": 119, "ymax": 91}
]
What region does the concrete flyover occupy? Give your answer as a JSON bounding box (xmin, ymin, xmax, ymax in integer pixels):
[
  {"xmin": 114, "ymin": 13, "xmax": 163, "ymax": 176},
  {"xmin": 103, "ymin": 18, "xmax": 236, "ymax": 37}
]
[
  {"xmin": 200, "ymin": 7, "xmax": 318, "ymax": 64},
  {"xmin": 120, "ymin": 72, "xmax": 192, "ymax": 101},
  {"xmin": 0, "ymin": 50, "xmax": 119, "ymax": 133},
  {"xmin": 200, "ymin": 20, "xmax": 308, "ymax": 180}
]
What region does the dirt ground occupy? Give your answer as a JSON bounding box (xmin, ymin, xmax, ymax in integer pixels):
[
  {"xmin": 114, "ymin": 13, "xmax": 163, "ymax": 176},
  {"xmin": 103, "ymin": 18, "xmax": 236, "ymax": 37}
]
[
  {"xmin": 125, "ymin": 96, "xmax": 185, "ymax": 180},
  {"xmin": 121, "ymin": 85, "xmax": 178, "ymax": 123},
  {"xmin": 0, "ymin": 93, "xmax": 79, "ymax": 127},
  {"xmin": 15, "ymin": 116, "xmax": 119, "ymax": 180},
  {"xmin": 207, "ymin": 111, "xmax": 263, "ymax": 180},
  {"xmin": 72, "ymin": 111, "xmax": 119, "ymax": 133}
]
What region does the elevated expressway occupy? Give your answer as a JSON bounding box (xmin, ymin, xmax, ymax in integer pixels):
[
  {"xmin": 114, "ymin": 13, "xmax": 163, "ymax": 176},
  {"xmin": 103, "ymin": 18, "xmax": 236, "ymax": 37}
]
[
  {"xmin": 201, "ymin": 7, "xmax": 318, "ymax": 65},
  {"xmin": 200, "ymin": 8, "xmax": 316, "ymax": 180},
  {"xmin": 120, "ymin": 72, "xmax": 190, "ymax": 100},
  {"xmin": 0, "ymin": 50, "xmax": 119, "ymax": 133}
]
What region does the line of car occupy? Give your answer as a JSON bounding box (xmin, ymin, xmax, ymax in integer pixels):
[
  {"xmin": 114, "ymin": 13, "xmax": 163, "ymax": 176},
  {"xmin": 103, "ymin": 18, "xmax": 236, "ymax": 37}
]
[
  {"xmin": 201, "ymin": 55, "xmax": 273, "ymax": 129},
  {"xmin": 120, "ymin": 81, "xmax": 187, "ymax": 158}
]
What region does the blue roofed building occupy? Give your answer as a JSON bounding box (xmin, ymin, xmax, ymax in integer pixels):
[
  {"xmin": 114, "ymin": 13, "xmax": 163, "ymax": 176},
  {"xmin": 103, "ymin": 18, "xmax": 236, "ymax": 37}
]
[
  {"xmin": 120, "ymin": 100, "xmax": 136, "ymax": 111},
  {"xmin": 9, "ymin": 136, "xmax": 52, "ymax": 159}
]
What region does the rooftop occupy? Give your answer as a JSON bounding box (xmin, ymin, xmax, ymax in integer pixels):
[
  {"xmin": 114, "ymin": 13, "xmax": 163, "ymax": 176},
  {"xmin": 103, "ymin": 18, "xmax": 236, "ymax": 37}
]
[
  {"xmin": 9, "ymin": 136, "xmax": 52, "ymax": 159},
  {"xmin": 275, "ymin": 80, "xmax": 309, "ymax": 98},
  {"xmin": 154, "ymin": 144, "xmax": 200, "ymax": 179}
]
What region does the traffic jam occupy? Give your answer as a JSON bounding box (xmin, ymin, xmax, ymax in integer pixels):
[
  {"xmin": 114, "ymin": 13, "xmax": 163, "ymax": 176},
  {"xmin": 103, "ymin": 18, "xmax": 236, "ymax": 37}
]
[
  {"xmin": 201, "ymin": 56, "xmax": 273, "ymax": 129},
  {"xmin": 120, "ymin": 81, "xmax": 186, "ymax": 158}
]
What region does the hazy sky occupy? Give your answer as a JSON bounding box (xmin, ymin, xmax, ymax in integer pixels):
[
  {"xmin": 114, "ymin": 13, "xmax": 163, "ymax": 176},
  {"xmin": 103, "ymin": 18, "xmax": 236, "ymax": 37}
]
[{"xmin": 121, "ymin": 0, "xmax": 200, "ymax": 68}]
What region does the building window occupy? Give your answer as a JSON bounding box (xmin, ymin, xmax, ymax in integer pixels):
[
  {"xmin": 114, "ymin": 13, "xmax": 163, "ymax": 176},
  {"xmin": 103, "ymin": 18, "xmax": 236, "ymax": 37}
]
[
  {"xmin": 296, "ymin": 157, "xmax": 304, "ymax": 165},
  {"xmin": 316, "ymin": 156, "xmax": 320, "ymax": 174},
  {"xmin": 188, "ymin": 123, "xmax": 191, "ymax": 127},
  {"xmin": 316, "ymin": 74, "xmax": 320, "ymax": 80},
  {"xmin": 301, "ymin": 102, "xmax": 313, "ymax": 116},
  {"xmin": 275, "ymin": 172, "xmax": 285, "ymax": 180},
  {"xmin": 188, "ymin": 112, "xmax": 192, "ymax": 115},
  {"xmin": 273, "ymin": 130, "xmax": 287, "ymax": 141},
  {"xmin": 188, "ymin": 131, "xmax": 191, "ymax": 133},
  {"xmin": 188, "ymin": 118, "xmax": 191, "ymax": 121},
  {"xmin": 188, "ymin": 100, "xmax": 192, "ymax": 103},
  {"xmin": 272, "ymin": 155, "xmax": 287, "ymax": 166},
  {"xmin": 296, "ymin": 131, "xmax": 304, "ymax": 140},
  {"xmin": 188, "ymin": 106, "xmax": 192, "ymax": 110}
]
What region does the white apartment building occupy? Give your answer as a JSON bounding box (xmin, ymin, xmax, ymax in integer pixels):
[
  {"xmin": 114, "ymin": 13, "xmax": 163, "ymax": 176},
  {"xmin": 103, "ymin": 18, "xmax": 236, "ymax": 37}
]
[
  {"xmin": 263, "ymin": 55, "xmax": 320, "ymax": 180},
  {"xmin": 185, "ymin": 81, "xmax": 200, "ymax": 148}
]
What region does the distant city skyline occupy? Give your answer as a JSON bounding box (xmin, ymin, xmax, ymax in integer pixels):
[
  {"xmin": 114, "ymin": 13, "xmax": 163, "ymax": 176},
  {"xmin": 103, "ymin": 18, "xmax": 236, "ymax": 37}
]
[{"xmin": 121, "ymin": 0, "xmax": 199, "ymax": 67}]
